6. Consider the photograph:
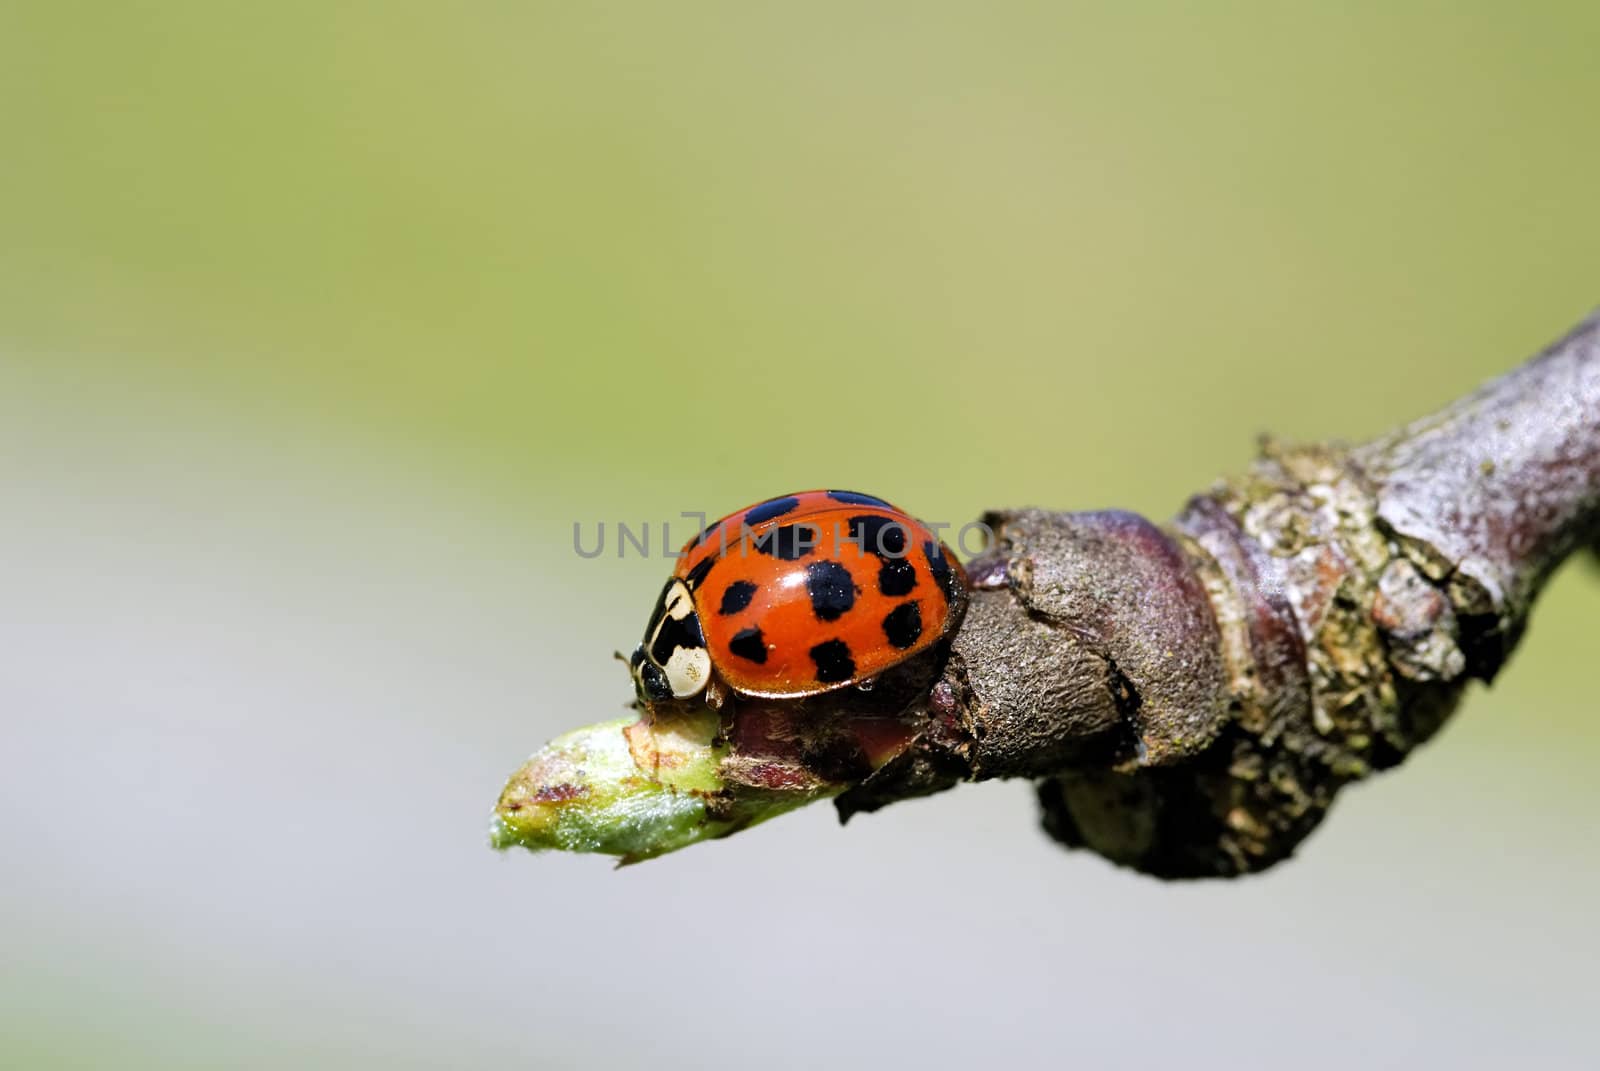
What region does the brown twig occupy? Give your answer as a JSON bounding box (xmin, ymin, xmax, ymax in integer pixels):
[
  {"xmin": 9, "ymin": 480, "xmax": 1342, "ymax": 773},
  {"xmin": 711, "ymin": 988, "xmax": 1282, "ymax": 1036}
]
[{"xmin": 837, "ymin": 310, "xmax": 1600, "ymax": 877}]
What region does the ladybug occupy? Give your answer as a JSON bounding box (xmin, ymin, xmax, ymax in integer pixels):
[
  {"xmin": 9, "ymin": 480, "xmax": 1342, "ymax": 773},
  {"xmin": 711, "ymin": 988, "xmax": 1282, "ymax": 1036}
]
[{"xmin": 629, "ymin": 490, "xmax": 968, "ymax": 704}]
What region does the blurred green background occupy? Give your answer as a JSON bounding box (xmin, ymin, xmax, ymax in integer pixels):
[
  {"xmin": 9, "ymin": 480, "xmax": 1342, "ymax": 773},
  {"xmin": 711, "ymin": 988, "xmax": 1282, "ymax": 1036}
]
[{"xmin": 3, "ymin": 3, "xmax": 1597, "ymax": 1068}]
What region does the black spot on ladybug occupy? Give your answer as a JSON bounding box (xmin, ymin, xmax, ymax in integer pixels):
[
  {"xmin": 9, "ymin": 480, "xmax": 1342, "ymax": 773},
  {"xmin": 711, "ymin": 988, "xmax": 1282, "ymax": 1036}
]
[
  {"xmin": 751, "ymin": 522, "xmax": 817, "ymax": 561},
  {"xmin": 728, "ymin": 626, "xmax": 768, "ymax": 663},
  {"xmin": 684, "ymin": 556, "xmax": 714, "ymax": 590},
  {"xmin": 846, "ymin": 514, "xmax": 908, "ymax": 558},
  {"xmin": 877, "ymin": 557, "xmax": 917, "ymax": 597},
  {"xmin": 882, "ymin": 601, "xmax": 923, "ymax": 649},
  {"xmin": 809, "ymin": 639, "xmax": 856, "ymax": 683},
  {"xmin": 826, "ymin": 490, "xmax": 893, "ymax": 508},
  {"xmin": 924, "ymin": 540, "xmax": 958, "ymax": 601},
  {"xmin": 805, "ymin": 559, "xmax": 857, "ymax": 621},
  {"xmin": 718, "ymin": 580, "xmax": 758, "ymax": 615},
  {"xmin": 745, "ymin": 496, "xmax": 801, "ymax": 526}
]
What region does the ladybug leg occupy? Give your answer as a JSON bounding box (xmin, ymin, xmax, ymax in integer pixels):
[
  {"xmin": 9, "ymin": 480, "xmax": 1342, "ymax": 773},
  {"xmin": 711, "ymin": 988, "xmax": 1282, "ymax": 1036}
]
[
  {"xmin": 704, "ymin": 676, "xmax": 741, "ymax": 750},
  {"xmin": 703, "ymin": 674, "xmax": 728, "ymax": 713}
]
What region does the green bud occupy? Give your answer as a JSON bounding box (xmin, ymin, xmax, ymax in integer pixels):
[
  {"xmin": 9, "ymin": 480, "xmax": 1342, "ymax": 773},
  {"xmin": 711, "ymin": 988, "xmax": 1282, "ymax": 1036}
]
[{"xmin": 490, "ymin": 708, "xmax": 841, "ymax": 863}]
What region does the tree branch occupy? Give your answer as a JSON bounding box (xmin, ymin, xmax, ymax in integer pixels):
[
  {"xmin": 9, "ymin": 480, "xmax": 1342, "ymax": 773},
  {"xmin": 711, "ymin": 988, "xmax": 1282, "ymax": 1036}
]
[{"xmin": 492, "ymin": 309, "xmax": 1600, "ymax": 875}]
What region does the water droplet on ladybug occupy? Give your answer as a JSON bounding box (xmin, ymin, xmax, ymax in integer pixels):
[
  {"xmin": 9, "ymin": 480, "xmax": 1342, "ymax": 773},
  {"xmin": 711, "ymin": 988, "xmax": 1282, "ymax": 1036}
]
[{"xmin": 856, "ymin": 677, "xmax": 877, "ymax": 693}]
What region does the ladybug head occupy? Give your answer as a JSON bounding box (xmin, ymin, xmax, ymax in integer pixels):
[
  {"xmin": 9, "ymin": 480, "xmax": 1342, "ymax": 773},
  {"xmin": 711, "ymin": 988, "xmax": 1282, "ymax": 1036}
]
[{"xmin": 629, "ymin": 577, "xmax": 712, "ymax": 705}]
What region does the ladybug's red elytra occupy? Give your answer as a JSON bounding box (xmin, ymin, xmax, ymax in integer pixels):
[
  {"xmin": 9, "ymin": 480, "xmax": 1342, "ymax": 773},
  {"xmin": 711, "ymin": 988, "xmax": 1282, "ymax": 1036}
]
[{"xmin": 629, "ymin": 490, "xmax": 968, "ymax": 704}]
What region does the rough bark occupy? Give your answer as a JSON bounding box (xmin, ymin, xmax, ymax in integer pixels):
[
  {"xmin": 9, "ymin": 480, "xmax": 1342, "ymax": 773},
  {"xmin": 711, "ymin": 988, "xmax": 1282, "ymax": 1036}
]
[{"xmin": 838, "ymin": 310, "xmax": 1600, "ymax": 877}]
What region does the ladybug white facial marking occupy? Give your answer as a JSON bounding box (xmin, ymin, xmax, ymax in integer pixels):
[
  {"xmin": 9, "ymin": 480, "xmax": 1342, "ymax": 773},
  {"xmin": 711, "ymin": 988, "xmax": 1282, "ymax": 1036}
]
[{"xmin": 632, "ymin": 577, "xmax": 712, "ymax": 702}]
